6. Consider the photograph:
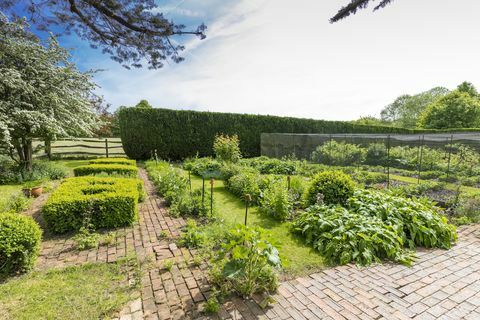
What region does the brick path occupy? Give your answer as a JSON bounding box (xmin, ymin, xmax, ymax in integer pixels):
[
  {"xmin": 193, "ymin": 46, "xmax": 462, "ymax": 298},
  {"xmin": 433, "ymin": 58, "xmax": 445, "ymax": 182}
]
[{"xmin": 33, "ymin": 170, "xmax": 480, "ymax": 319}]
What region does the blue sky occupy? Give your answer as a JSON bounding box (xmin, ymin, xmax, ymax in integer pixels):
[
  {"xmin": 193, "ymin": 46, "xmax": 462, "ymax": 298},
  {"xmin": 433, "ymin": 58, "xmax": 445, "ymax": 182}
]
[{"xmin": 22, "ymin": 0, "xmax": 480, "ymax": 120}]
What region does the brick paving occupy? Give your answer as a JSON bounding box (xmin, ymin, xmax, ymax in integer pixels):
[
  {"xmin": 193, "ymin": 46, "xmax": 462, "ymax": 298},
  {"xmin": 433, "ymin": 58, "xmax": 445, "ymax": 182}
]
[{"xmin": 32, "ymin": 170, "xmax": 480, "ymax": 319}]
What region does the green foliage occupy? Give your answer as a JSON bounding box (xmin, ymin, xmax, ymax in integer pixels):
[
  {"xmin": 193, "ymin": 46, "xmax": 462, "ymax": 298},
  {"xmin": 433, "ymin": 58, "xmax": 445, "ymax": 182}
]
[
  {"xmin": 179, "ymin": 219, "xmax": 207, "ymax": 248},
  {"xmin": 210, "ymin": 225, "xmax": 280, "ymax": 298},
  {"xmin": 183, "ymin": 157, "xmax": 222, "ymax": 177},
  {"xmin": 364, "ymin": 143, "xmax": 388, "ymax": 166},
  {"xmin": 347, "ymin": 189, "xmax": 457, "ymax": 249},
  {"xmin": 224, "ymin": 172, "xmax": 262, "ymax": 203},
  {"xmin": 304, "ymin": 171, "xmax": 355, "ymax": 206},
  {"xmin": 380, "ymin": 87, "xmax": 449, "ymax": 128},
  {"xmin": 73, "ymin": 164, "xmax": 138, "ymax": 177},
  {"xmin": 311, "ymin": 141, "xmax": 365, "ymax": 166},
  {"xmin": 213, "ymin": 134, "xmax": 242, "ymax": 163},
  {"xmin": 42, "ymin": 176, "xmax": 142, "ymax": 233},
  {"xmin": 241, "ymin": 156, "xmax": 298, "ymax": 175},
  {"xmin": 260, "ymin": 179, "xmax": 293, "ymax": 221},
  {"xmin": 135, "ymin": 99, "xmax": 153, "ymax": 109},
  {"xmin": 293, "ymin": 206, "xmax": 414, "ymax": 266},
  {"xmin": 118, "ymin": 108, "xmax": 416, "ymax": 160},
  {"xmin": 0, "ymin": 212, "xmax": 42, "ymax": 277},
  {"xmin": 73, "ymin": 227, "xmax": 100, "ymax": 250},
  {"xmin": 419, "ymin": 91, "xmax": 480, "ymax": 129},
  {"xmin": 204, "ymin": 293, "xmax": 221, "ymax": 314},
  {"xmin": 162, "ymin": 259, "xmax": 174, "ymax": 271},
  {"xmin": 0, "ymin": 158, "xmax": 68, "ymax": 184},
  {"xmin": 89, "ymin": 158, "xmax": 136, "ymax": 166},
  {"xmin": 451, "ymin": 194, "xmax": 480, "ymax": 225},
  {"xmin": 3, "ymin": 192, "xmax": 31, "ymax": 213},
  {"xmin": 170, "ymin": 189, "xmax": 210, "ymax": 218}
]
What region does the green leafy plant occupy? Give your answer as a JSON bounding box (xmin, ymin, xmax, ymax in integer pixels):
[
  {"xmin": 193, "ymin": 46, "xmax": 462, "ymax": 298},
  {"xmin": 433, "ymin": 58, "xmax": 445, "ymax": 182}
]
[
  {"xmin": 451, "ymin": 194, "xmax": 480, "ymax": 225},
  {"xmin": 213, "ymin": 134, "xmax": 242, "ymax": 163},
  {"xmin": 304, "ymin": 170, "xmax": 355, "ymax": 206},
  {"xmin": 224, "ymin": 172, "xmax": 262, "ymax": 203},
  {"xmin": 162, "ymin": 259, "xmax": 174, "ymax": 271},
  {"xmin": 0, "ymin": 212, "xmax": 42, "ymax": 277},
  {"xmin": 210, "ymin": 225, "xmax": 280, "ymax": 298},
  {"xmin": 204, "ymin": 291, "xmax": 221, "ymax": 314},
  {"xmin": 260, "ymin": 180, "xmax": 293, "ymax": 221},
  {"xmin": 311, "ymin": 141, "xmax": 365, "ymax": 166},
  {"xmin": 293, "ymin": 205, "xmax": 414, "ymax": 266},
  {"xmin": 179, "ymin": 219, "xmax": 207, "ymax": 248},
  {"xmin": 170, "ymin": 189, "xmax": 211, "ymax": 218},
  {"xmin": 73, "ymin": 227, "xmax": 100, "ymax": 250}
]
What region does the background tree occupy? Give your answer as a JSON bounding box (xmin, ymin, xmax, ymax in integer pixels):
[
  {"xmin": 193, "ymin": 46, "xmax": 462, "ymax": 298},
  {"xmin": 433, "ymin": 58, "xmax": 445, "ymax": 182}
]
[
  {"xmin": 380, "ymin": 87, "xmax": 449, "ymax": 128},
  {"xmin": 135, "ymin": 100, "xmax": 153, "ymax": 109},
  {"xmin": 350, "ymin": 116, "xmax": 390, "ymax": 126},
  {"xmin": 457, "ymin": 81, "xmax": 478, "ymax": 98},
  {"xmin": 0, "ymin": 18, "xmax": 99, "ymax": 170},
  {"xmin": 418, "ymin": 91, "xmax": 480, "ymax": 129},
  {"xmin": 0, "ymin": 1, "xmax": 206, "ymax": 69}
]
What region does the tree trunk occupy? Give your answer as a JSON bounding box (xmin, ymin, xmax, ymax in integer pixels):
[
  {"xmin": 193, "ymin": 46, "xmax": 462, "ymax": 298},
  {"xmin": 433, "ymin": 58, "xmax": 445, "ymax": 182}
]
[
  {"xmin": 45, "ymin": 139, "xmax": 52, "ymax": 160},
  {"xmin": 21, "ymin": 137, "xmax": 33, "ymax": 171}
]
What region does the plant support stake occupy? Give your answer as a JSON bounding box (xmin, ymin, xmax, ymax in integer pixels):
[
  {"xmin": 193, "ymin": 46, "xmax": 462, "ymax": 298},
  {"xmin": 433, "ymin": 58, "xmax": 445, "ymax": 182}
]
[
  {"xmin": 386, "ymin": 135, "xmax": 391, "ymax": 188},
  {"xmin": 210, "ymin": 178, "xmax": 214, "ymax": 217},
  {"xmin": 188, "ymin": 171, "xmax": 192, "ymax": 194},
  {"xmin": 244, "ymin": 194, "xmax": 251, "ymax": 226},
  {"xmin": 201, "ymin": 177, "xmax": 205, "ymax": 208}
]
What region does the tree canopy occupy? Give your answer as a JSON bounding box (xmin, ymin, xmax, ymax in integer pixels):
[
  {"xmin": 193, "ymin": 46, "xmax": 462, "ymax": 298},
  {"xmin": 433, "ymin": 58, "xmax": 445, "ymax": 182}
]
[
  {"xmin": 418, "ymin": 91, "xmax": 480, "ymax": 129},
  {"xmin": 0, "ymin": 0, "xmax": 207, "ymax": 69},
  {"xmin": 380, "ymin": 87, "xmax": 449, "ymax": 128},
  {"xmin": 0, "ymin": 18, "xmax": 99, "ymax": 169}
]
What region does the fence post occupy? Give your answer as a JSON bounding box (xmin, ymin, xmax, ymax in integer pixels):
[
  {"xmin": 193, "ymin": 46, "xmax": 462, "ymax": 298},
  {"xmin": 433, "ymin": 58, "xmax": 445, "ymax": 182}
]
[
  {"xmin": 386, "ymin": 135, "xmax": 391, "ymax": 188},
  {"xmin": 105, "ymin": 138, "xmax": 109, "ymax": 158},
  {"xmin": 417, "ymin": 135, "xmax": 425, "ymax": 184}
]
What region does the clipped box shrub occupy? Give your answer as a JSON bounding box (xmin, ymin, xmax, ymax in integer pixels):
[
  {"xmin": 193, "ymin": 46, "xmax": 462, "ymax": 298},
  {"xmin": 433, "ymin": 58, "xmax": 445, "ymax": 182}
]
[
  {"xmin": 73, "ymin": 164, "xmax": 138, "ymax": 177},
  {"xmin": 90, "ymin": 158, "xmax": 136, "ymax": 166},
  {"xmin": 42, "ymin": 176, "xmax": 143, "ymax": 233},
  {"xmin": 304, "ymin": 170, "xmax": 355, "ymax": 206},
  {"xmin": 0, "ymin": 212, "xmax": 42, "ymax": 276}
]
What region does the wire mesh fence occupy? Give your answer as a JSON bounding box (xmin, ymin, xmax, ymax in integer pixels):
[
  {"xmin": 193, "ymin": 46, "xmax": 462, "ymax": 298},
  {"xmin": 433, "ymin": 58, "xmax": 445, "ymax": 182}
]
[{"xmin": 261, "ymin": 132, "xmax": 480, "ymax": 188}]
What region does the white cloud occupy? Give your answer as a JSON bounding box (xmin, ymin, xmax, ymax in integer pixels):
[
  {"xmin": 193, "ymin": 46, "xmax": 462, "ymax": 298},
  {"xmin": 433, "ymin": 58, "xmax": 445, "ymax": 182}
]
[{"xmin": 93, "ymin": 0, "xmax": 480, "ymax": 120}]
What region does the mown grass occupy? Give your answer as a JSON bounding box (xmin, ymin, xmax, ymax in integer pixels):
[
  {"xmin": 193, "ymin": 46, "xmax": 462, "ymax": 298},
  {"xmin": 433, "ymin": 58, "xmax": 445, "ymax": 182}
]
[
  {"xmin": 187, "ymin": 173, "xmax": 325, "ymax": 277},
  {"xmin": 0, "ymin": 259, "xmax": 139, "ymax": 320}
]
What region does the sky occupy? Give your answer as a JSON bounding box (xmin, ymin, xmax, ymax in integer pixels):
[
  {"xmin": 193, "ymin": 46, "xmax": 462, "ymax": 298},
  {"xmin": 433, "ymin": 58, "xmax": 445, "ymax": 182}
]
[{"xmin": 29, "ymin": 0, "xmax": 480, "ymax": 120}]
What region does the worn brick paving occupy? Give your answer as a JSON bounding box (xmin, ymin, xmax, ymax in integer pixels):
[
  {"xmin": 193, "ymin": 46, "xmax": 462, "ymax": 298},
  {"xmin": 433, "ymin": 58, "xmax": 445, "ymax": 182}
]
[{"xmin": 33, "ymin": 170, "xmax": 480, "ymax": 319}]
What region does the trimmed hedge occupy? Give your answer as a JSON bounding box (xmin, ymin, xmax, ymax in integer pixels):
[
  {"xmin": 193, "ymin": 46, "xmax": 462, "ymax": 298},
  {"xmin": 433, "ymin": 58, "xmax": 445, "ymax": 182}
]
[
  {"xmin": 73, "ymin": 164, "xmax": 138, "ymax": 177},
  {"xmin": 0, "ymin": 212, "xmax": 42, "ymax": 276},
  {"xmin": 119, "ymin": 108, "xmax": 423, "ymax": 160},
  {"xmin": 42, "ymin": 177, "xmax": 143, "ymax": 233},
  {"xmin": 89, "ymin": 158, "xmax": 136, "ymax": 166}
]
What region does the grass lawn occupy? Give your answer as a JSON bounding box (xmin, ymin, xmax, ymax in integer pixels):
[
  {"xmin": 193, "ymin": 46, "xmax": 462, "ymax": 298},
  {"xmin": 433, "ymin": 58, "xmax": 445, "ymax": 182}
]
[
  {"xmin": 0, "ymin": 260, "xmax": 138, "ymax": 320},
  {"xmin": 187, "ymin": 173, "xmax": 325, "ymax": 277},
  {"xmin": 53, "ymin": 160, "xmax": 90, "ymax": 176}
]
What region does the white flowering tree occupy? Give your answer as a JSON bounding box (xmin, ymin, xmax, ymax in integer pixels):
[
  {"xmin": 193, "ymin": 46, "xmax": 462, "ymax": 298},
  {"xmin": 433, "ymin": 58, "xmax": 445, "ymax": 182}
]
[{"xmin": 0, "ymin": 17, "xmax": 99, "ymax": 170}]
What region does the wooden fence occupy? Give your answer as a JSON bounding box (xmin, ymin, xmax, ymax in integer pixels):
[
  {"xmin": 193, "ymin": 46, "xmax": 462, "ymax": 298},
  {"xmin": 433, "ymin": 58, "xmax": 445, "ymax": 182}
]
[{"xmin": 33, "ymin": 138, "xmax": 126, "ymax": 158}]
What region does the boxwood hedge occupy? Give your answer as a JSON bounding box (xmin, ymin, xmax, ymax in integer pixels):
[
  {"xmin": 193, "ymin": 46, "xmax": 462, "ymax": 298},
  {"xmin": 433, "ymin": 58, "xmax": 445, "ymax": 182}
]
[
  {"xmin": 118, "ymin": 108, "xmax": 421, "ymax": 160},
  {"xmin": 42, "ymin": 177, "xmax": 143, "ymax": 233},
  {"xmin": 73, "ymin": 164, "xmax": 138, "ymax": 177},
  {"xmin": 89, "ymin": 158, "xmax": 136, "ymax": 166}
]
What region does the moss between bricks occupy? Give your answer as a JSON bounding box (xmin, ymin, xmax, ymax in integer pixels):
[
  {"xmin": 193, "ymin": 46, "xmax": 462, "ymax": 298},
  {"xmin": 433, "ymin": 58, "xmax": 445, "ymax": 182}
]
[{"xmin": 42, "ymin": 176, "xmax": 143, "ymax": 233}]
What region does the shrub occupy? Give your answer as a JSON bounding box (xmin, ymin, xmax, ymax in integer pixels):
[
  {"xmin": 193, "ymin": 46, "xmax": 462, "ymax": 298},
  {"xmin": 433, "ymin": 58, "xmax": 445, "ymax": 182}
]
[
  {"xmin": 0, "ymin": 159, "xmax": 68, "ymax": 184},
  {"xmin": 260, "ymin": 180, "xmax": 293, "ymax": 221},
  {"xmin": 451, "ymin": 194, "xmax": 480, "ymax": 225},
  {"xmin": 42, "ymin": 177, "xmax": 143, "ymax": 233},
  {"xmin": 73, "ymin": 164, "xmax": 138, "ymax": 177},
  {"xmin": 242, "ymin": 156, "xmax": 298, "ymax": 175},
  {"xmin": 3, "ymin": 193, "xmax": 31, "ymax": 213},
  {"xmin": 311, "ymin": 141, "xmax": 365, "ymax": 166},
  {"xmin": 364, "ymin": 143, "xmax": 388, "ymax": 166},
  {"xmin": 304, "ymin": 171, "xmax": 355, "ymax": 206},
  {"xmin": 170, "ymin": 189, "xmax": 211, "ymax": 218},
  {"xmin": 89, "ymin": 158, "xmax": 136, "ymax": 166},
  {"xmin": 351, "ymin": 171, "xmax": 388, "ymax": 186},
  {"xmin": 210, "ymin": 225, "xmax": 280, "ymax": 297},
  {"xmin": 292, "ymin": 206, "xmax": 413, "ymax": 266},
  {"xmin": 179, "ymin": 219, "xmax": 207, "ymax": 248},
  {"xmin": 213, "ymin": 134, "xmax": 242, "ymax": 163},
  {"xmin": 183, "ymin": 157, "xmax": 222, "ymax": 177},
  {"xmin": 0, "ymin": 212, "xmax": 42, "ymax": 276},
  {"xmin": 118, "ymin": 107, "xmax": 416, "ymax": 160},
  {"xmin": 224, "ymin": 172, "xmax": 261, "ymax": 203}
]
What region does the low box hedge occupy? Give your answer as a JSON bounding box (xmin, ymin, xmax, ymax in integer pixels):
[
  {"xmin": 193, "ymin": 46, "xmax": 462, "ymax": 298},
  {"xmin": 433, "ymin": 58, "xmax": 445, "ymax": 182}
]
[
  {"xmin": 0, "ymin": 212, "xmax": 42, "ymax": 276},
  {"xmin": 89, "ymin": 158, "xmax": 136, "ymax": 166},
  {"xmin": 73, "ymin": 164, "xmax": 138, "ymax": 177},
  {"xmin": 42, "ymin": 176, "xmax": 143, "ymax": 233}
]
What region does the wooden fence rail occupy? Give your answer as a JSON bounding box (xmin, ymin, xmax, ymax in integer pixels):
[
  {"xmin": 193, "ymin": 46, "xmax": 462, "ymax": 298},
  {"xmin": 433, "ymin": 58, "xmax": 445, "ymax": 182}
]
[{"xmin": 33, "ymin": 138, "xmax": 126, "ymax": 158}]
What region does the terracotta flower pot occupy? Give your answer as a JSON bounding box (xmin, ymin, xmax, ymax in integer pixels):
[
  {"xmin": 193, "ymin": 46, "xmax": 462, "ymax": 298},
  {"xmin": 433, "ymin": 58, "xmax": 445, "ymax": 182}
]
[{"xmin": 31, "ymin": 187, "xmax": 43, "ymax": 198}]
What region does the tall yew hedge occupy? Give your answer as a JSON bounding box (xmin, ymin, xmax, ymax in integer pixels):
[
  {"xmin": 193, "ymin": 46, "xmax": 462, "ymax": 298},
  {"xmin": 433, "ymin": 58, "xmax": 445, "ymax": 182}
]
[{"xmin": 119, "ymin": 108, "xmax": 426, "ymax": 160}]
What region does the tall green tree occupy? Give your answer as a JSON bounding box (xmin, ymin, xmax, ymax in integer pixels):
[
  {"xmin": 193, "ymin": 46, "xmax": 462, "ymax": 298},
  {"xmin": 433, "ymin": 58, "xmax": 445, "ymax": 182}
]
[
  {"xmin": 0, "ymin": 18, "xmax": 99, "ymax": 170},
  {"xmin": 380, "ymin": 87, "xmax": 449, "ymax": 128},
  {"xmin": 418, "ymin": 91, "xmax": 480, "ymax": 129},
  {"xmin": 135, "ymin": 100, "xmax": 153, "ymax": 109}
]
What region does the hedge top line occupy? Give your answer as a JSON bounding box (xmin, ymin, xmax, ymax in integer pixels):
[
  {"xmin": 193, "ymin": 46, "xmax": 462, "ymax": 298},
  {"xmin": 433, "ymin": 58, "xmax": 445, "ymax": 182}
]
[{"xmin": 118, "ymin": 107, "xmax": 480, "ymax": 160}]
